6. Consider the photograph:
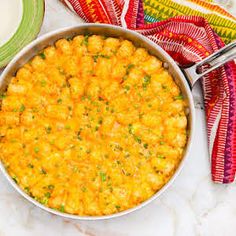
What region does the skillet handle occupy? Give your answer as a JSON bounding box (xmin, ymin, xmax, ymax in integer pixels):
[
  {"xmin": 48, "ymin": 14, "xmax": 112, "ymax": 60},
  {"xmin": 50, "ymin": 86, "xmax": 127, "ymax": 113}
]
[{"xmin": 183, "ymin": 41, "xmax": 236, "ymax": 88}]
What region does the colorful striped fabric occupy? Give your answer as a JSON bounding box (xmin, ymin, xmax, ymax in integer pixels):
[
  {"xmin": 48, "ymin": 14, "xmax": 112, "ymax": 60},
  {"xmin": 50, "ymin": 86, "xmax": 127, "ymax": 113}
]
[
  {"xmin": 61, "ymin": 0, "xmax": 236, "ymax": 183},
  {"xmin": 143, "ymin": 0, "xmax": 236, "ymax": 44}
]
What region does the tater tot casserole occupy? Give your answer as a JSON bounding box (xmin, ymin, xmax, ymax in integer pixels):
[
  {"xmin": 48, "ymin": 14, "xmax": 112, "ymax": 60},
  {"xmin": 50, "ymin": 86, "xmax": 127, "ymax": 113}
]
[{"xmin": 0, "ymin": 35, "xmax": 188, "ymax": 216}]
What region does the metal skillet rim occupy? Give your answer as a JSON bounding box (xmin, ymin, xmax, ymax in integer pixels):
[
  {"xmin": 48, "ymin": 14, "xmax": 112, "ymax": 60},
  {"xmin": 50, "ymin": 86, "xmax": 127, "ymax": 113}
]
[{"xmin": 0, "ymin": 23, "xmax": 196, "ymax": 220}]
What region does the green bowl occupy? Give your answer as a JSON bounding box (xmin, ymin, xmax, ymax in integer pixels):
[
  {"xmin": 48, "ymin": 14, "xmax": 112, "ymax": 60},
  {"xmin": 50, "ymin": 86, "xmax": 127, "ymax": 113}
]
[{"xmin": 0, "ymin": 0, "xmax": 45, "ymax": 68}]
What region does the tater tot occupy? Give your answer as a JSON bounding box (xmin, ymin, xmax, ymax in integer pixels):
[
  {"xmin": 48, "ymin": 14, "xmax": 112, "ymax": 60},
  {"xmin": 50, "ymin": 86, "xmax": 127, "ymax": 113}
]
[{"xmin": 0, "ymin": 35, "xmax": 187, "ymax": 217}]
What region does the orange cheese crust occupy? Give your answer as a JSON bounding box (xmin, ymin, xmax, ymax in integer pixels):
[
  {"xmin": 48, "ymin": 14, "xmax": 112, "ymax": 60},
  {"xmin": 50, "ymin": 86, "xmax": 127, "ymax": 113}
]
[{"xmin": 0, "ymin": 35, "xmax": 188, "ymax": 216}]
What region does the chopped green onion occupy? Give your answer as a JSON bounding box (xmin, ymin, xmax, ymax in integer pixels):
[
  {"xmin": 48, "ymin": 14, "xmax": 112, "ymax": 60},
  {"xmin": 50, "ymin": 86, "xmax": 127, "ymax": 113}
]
[
  {"xmin": 12, "ymin": 176, "xmax": 18, "ymax": 183},
  {"xmin": 100, "ymin": 172, "xmax": 106, "ymax": 182},
  {"xmin": 81, "ymin": 186, "xmax": 87, "ymax": 192},
  {"xmin": 24, "ymin": 187, "xmax": 30, "ymax": 192},
  {"xmin": 157, "ymin": 155, "xmax": 165, "ymax": 159},
  {"xmin": 93, "ymin": 55, "xmax": 99, "ymax": 62},
  {"xmin": 28, "ymin": 164, "xmax": 34, "ymax": 168},
  {"xmin": 126, "ymin": 64, "xmax": 135, "ymax": 73},
  {"xmin": 40, "ymin": 168, "xmax": 47, "ymax": 175},
  {"xmin": 124, "ymin": 85, "xmax": 130, "ymax": 91},
  {"xmin": 100, "ymin": 54, "xmax": 110, "ymax": 59},
  {"xmin": 134, "ymin": 135, "xmax": 142, "ymax": 144},
  {"xmin": 48, "ymin": 185, "xmax": 54, "ymax": 190},
  {"xmin": 86, "ymin": 149, "xmax": 91, "ymax": 154},
  {"xmin": 44, "ymin": 192, "xmax": 51, "ymax": 198},
  {"xmin": 122, "ymin": 75, "xmax": 128, "ymax": 81},
  {"xmin": 128, "ymin": 124, "xmax": 134, "ymax": 134},
  {"xmin": 139, "ymin": 112, "xmax": 144, "ymax": 119},
  {"xmin": 0, "ymin": 94, "xmax": 6, "ymax": 99},
  {"xmin": 93, "ymin": 54, "xmax": 110, "ymax": 62},
  {"xmin": 39, "ymin": 52, "xmax": 46, "ymax": 59},
  {"xmin": 81, "ymin": 35, "xmax": 89, "ymax": 46},
  {"xmin": 45, "ymin": 126, "xmax": 52, "ymax": 134},
  {"xmin": 59, "ymin": 205, "xmax": 65, "ymax": 212},
  {"xmin": 77, "ymin": 131, "xmax": 82, "ymax": 140},
  {"xmin": 65, "ymin": 125, "xmax": 71, "ymax": 129},
  {"xmin": 57, "ymin": 98, "xmax": 62, "ymax": 104},
  {"xmin": 34, "ymin": 147, "xmax": 39, "ymax": 153},
  {"xmin": 41, "ymin": 80, "xmax": 47, "ymax": 87},
  {"xmin": 98, "ymin": 117, "xmax": 103, "ymax": 124},
  {"xmin": 67, "ymin": 37, "xmax": 73, "ymax": 41},
  {"xmin": 174, "ymin": 95, "xmax": 183, "ymax": 100},
  {"xmin": 19, "ymin": 104, "xmax": 25, "ymax": 112},
  {"xmin": 142, "ymin": 75, "xmax": 151, "ymax": 89}
]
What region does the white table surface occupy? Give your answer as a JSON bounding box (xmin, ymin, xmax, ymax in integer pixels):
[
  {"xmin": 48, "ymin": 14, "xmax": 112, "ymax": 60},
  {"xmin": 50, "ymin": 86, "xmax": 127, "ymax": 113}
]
[{"xmin": 0, "ymin": 1, "xmax": 236, "ymax": 236}]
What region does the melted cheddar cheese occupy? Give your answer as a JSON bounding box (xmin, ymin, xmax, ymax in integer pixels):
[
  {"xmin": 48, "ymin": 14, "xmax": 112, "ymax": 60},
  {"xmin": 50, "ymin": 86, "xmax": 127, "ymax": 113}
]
[{"xmin": 0, "ymin": 35, "xmax": 188, "ymax": 216}]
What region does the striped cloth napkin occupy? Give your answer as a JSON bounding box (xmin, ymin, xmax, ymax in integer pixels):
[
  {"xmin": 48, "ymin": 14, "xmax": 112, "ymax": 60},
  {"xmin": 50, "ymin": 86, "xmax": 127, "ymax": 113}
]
[{"xmin": 61, "ymin": 0, "xmax": 236, "ymax": 183}]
